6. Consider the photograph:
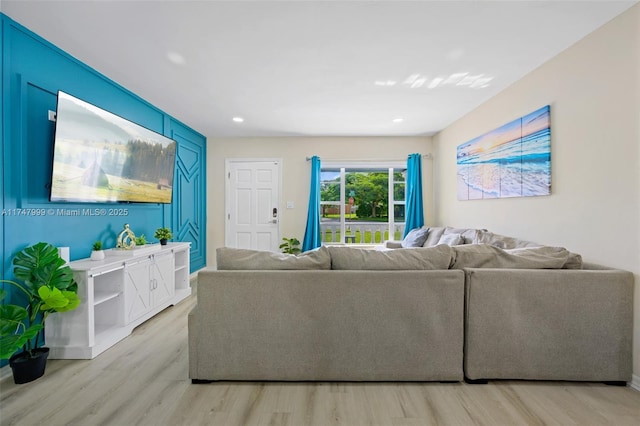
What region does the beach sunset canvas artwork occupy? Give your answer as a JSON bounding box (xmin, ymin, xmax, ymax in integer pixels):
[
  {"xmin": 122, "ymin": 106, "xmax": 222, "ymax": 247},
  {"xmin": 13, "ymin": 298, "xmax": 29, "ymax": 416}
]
[{"xmin": 457, "ymin": 105, "xmax": 551, "ymax": 200}]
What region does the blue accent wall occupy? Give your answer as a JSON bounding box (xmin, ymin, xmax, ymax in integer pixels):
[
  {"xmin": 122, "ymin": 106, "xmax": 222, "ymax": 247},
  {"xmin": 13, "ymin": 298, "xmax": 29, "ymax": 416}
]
[{"xmin": 1, "ymin": 14, "xmax": 206, "ymax": 286}]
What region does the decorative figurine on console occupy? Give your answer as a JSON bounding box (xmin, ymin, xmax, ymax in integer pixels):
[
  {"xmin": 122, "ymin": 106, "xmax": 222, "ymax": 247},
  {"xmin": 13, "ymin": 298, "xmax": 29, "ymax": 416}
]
[{"xmin": 116, "ymin": 223, "xmax": 137, "ymax": 250}]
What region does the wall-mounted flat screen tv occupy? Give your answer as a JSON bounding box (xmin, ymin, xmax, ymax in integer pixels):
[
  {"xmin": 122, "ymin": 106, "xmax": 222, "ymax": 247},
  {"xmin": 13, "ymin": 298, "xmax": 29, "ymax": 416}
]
[{"xmin": 50, "ymin": 91, "xmax": 176, "ymax": 203}]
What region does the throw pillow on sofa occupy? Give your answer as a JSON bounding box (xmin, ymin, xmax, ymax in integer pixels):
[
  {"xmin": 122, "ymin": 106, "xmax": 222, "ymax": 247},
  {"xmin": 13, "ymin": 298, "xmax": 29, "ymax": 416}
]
[
  {"xmin": 216, "ymin": 246, "xmax": 331, "ymax": 270},
  {"xmin": 401, "ymin": 227, "xmax": 430, "ymax": 248},
  {"xmin": 442, "ymin": 227, "xmax": 484, "ymax": 244},
  {"xmin": 437, "ymin": 233, "xmax": 465, "ymax": 246},
  {"xmin": 422, "ymin": 227, "xmax": 446, "ymax": 246}
]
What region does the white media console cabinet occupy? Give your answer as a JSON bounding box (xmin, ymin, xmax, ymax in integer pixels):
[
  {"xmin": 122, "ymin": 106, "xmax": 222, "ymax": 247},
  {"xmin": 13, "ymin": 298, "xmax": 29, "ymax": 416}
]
[{"xmin": 45, "ymin": 242, "xmax": 191, "ymax": 359}]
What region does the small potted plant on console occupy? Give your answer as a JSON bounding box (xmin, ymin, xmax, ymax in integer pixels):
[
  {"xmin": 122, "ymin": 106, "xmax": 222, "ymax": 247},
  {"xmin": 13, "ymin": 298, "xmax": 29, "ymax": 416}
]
[
  {"xmin": 0, "ymin": 242, "xmax": 80, "ymax": 383},
  {"xmin": 154, "ymin": 227, "xmax": 173, "ymax": 246},
  {"xmin": 135, "ymin": 234, "xmax": 147, "ymax": 246},
  {"xmin": 90, "ymin": 241, "xmax": 105, "ymax": 261}
]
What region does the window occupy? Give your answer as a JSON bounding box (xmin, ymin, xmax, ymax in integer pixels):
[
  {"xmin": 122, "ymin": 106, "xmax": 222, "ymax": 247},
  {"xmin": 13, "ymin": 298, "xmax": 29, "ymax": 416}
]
[{"xmin": 320, "ymin": 162, "xmax": 406, "ymax": 244}]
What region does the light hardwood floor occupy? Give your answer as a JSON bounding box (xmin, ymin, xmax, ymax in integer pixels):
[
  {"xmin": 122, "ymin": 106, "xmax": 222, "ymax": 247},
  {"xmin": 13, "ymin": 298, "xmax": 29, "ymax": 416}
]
[{"xmin": 1, "ymin": 289, "xmax": 639, "ymax": 426}]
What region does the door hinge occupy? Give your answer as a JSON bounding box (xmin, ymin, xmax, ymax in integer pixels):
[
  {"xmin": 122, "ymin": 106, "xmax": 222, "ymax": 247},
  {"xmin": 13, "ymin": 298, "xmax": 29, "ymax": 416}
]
[
  {"xmin": 228, "ymin": 213, "xmax": 230, "ymax": 220},
  {"xmin": 228, "ymin": 172, "xmax": 230, "ymax": 179}
]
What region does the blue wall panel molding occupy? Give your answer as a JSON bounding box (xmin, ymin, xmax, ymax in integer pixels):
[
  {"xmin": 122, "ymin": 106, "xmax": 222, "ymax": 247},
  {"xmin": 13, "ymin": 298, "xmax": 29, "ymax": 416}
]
[
  {"xmin": 1, "ymin": 12, "xmax": 5, "ymax": 281},
  {"xmin": 1, "ymin": 13, "xmax": 207, "ymax": 279},
  {"xmin": 170, "ymin": 120, "xmax": 207, "ymax": 272}
]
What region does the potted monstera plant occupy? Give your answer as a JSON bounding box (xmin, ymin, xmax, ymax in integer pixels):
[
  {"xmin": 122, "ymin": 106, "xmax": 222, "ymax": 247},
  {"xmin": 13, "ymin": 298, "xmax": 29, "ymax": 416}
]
[{"xmin": 0, "ymin": 242, "xmax": 80, "ymax": 384}]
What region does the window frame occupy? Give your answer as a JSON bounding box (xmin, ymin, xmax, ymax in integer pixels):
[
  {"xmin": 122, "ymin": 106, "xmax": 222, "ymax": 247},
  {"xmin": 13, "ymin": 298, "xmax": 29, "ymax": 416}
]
[{"xmin": 320, "ymin": 161, "xmax": 406, "ymax": 244}]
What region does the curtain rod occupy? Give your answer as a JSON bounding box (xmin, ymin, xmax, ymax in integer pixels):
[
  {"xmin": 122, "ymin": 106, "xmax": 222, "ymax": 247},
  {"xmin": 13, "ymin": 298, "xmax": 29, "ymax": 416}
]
[{"xmin": 306, "ymin": 153, "xmax": 432, "ymax": 161}]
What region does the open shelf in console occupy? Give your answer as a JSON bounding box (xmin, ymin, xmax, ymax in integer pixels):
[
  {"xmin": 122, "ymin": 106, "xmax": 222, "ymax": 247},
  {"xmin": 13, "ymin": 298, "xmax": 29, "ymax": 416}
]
[
  {"xmin": 174, "ymin": 247, "xmax": 190, "ymax": 290},
  {"xmin": 92, "ymin": 266, "xmax": 125, "ymax": 327},
  {"xmin": 94, "ymin": 291, "xmax": 120, "ymax": 306}
]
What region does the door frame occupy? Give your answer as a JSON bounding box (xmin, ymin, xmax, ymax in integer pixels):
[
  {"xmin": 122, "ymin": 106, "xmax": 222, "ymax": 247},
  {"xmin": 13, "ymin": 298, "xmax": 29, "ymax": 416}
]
[{"xmin": 224, "ymin": 158, "xmax": 283, "ymax": 250}]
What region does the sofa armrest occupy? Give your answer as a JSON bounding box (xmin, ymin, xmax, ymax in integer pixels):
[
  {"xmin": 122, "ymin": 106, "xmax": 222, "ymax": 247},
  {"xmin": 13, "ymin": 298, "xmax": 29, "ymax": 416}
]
[{"xmin": 464, "ymin": 267, "xmax": 633, "ymax": 382}]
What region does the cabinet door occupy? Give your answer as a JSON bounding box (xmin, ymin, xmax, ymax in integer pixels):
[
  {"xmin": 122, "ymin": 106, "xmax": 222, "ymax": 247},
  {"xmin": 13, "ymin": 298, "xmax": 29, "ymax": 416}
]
[
  {"xmin": 151, "ymin": 252, "xmax": 175, "ymax": 307},
  {"xmin": 124, "ymin": 259, "xmax": 152, "ymax": 323}
]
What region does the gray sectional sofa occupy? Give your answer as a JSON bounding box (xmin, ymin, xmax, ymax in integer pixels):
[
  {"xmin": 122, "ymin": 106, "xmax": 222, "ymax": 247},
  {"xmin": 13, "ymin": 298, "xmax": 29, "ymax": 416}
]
[
  {"xmin": 190, "ymin": 269, "xmax": 465, "ymax": 382},
  {"xmin": 189, "ymin": 226, "xmax": 633, "ymax": 384}
]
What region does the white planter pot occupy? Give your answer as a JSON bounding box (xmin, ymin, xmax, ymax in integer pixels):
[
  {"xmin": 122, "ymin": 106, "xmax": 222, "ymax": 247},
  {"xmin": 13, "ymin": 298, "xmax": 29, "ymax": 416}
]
[{"xmin": 90, "ymin": 250, "xmax": 105, "ymax": 261}]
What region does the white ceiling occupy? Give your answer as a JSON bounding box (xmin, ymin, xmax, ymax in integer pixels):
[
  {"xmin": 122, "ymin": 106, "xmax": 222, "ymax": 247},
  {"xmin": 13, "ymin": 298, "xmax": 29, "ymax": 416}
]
[{"xmin": 2, "ymin": 1, "xmax": 637, "ymax": 138}]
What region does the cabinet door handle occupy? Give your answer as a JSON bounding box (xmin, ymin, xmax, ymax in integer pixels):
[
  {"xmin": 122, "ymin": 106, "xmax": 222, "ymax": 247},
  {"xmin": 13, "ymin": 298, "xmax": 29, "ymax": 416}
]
[
  {"xmin": 90, "ymin": 265, "xmax": 124, "ymax": 277},
  {"xmin": 126, "ymin": 259, "xmax": 151, "ymax": 268}
]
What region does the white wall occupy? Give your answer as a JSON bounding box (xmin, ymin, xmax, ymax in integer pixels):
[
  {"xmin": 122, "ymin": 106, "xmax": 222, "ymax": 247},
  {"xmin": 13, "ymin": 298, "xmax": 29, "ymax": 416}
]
[
  {"xmin": 433, "ymin": 5, "xmax": 640, "ymax": 379},
  {"xmin": 207, "ymin": 136, "xmax": 432, "ymax": 265}
]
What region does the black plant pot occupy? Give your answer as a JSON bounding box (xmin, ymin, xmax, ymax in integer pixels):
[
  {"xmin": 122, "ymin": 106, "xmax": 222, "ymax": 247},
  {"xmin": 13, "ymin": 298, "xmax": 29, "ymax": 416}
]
[
  {"xmin": 9, "ymin": 347, "xmax": 50, "ymax": 384},
  {"xmin": 160, "ymin": 239, "xmax": 168, "ymax": 246}
]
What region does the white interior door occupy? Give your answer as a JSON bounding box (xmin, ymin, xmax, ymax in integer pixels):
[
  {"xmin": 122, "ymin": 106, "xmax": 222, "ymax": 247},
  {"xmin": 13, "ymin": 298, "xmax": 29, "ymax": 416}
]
[{"xmin": 226, "ymin": 159, "xmax": 281, "ymax": 251}]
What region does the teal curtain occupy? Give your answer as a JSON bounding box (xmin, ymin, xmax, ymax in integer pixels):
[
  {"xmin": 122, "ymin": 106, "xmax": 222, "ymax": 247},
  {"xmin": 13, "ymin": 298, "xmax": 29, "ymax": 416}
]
[
  {"xmin": 302, "ymin": 156, "xmax": 322, "ymax": 251},
  {"xmin": 403, "ymin": 153, "xmax": 424, "ymax": 237}
]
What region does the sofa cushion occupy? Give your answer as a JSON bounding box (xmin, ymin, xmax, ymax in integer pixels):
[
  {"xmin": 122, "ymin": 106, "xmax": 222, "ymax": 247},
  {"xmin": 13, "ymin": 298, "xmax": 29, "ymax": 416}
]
[
  {"xmin": 401, "ymin": 227, "xmax": 430, "ymax": 248},
  {"xmin": 423, "ymin": 227, "xmax": 446, "ymax": 247},
  {"xmin": 438, "ymin": 233, "xmax": 465, "ymax": 246},
  {"xmin": 450, "ymin": 244, "xmax": 582, "ymax": 269},
  {"xmin": 216, "ymin": 246, "xmax": 331, "ymax": 270},
  {"xmin": 443, "ymin": 227, "xmax": 483, "ymax": 244},
  {"xmin": 475, "ymin": 230, "xmax": 540, "ymax": 249},
  {"xmin": 328, "ymin": 245, "xmax": 453, "ymax": 270}
]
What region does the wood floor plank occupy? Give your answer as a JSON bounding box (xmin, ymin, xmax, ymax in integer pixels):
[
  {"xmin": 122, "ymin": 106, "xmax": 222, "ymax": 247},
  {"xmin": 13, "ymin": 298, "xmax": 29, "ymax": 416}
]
[{"xmin": 1, "ymin": 289, "xmax": 639, "ymax": 426}]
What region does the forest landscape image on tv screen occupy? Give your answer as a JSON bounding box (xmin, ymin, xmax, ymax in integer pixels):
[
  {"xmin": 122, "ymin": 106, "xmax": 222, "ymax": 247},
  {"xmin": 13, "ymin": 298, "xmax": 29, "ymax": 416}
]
[{"xmin": 50, "ymin": 91, "xmax": 176, "ymax": 203}]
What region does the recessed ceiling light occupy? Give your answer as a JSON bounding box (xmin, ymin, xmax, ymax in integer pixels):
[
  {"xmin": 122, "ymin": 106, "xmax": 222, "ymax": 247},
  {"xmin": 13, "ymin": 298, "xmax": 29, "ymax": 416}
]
[
  {"xmin": 166, "ymin": 51, "xmax": 185, "ymax": 65},
  {"xmin": 374, "ymin": 80, "xmax": 397, "ymax": 87},
  {"xmin": 392, "ymin": 118, "xmax": 404, "ymax": 123},
  {"xmin": 232, "ymin": 117, "xmax": 244, "ymax": 123}
]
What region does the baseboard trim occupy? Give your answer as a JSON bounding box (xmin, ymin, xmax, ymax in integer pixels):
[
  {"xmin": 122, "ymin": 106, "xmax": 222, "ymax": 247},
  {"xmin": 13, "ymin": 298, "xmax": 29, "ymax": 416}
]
[{"xmin": 631, "ymin": 374, "xmax": 640, "ymax": 392}]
